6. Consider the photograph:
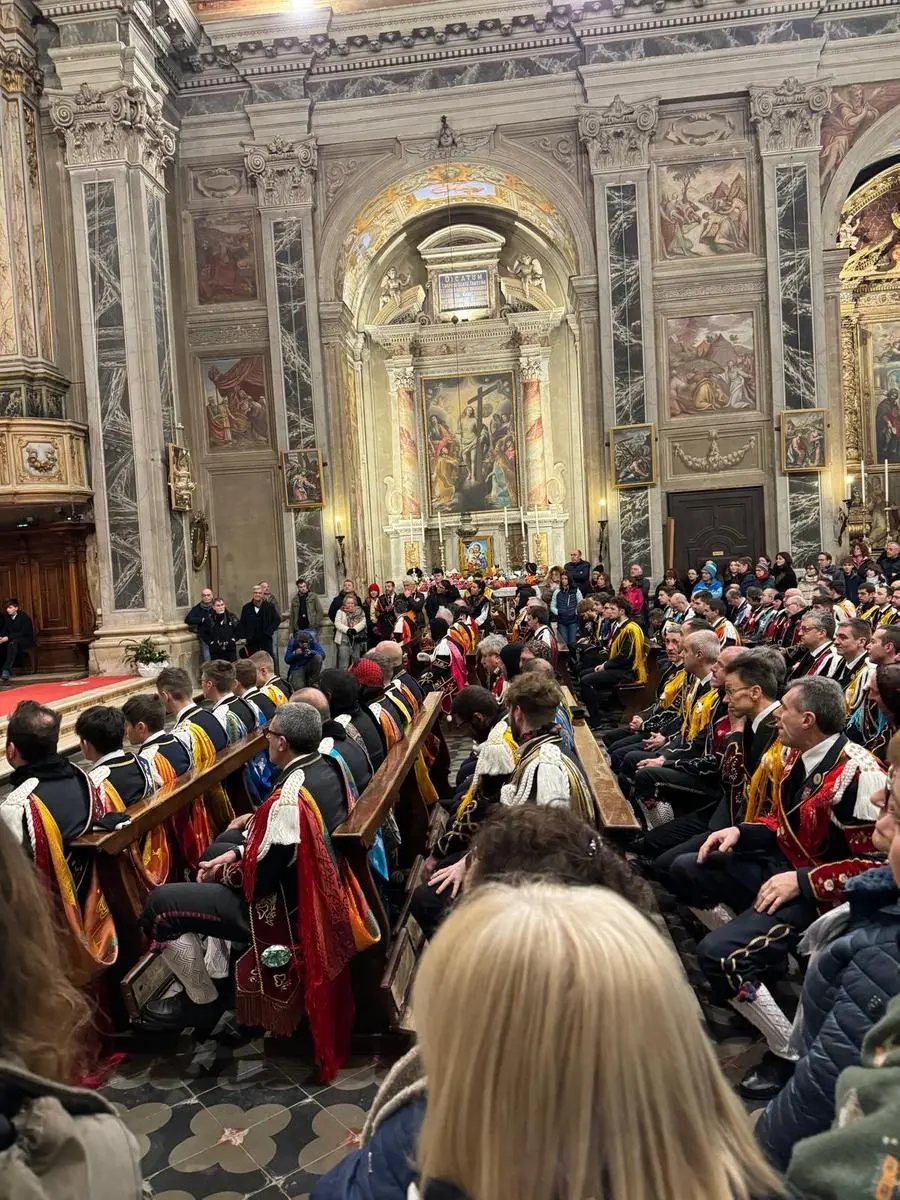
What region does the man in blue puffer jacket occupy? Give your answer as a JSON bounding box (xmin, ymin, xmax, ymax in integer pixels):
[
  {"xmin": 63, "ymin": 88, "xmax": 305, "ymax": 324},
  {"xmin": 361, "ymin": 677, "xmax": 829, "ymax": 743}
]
[{"xmin": 755, "ymin": 851, "xmax": 900, "ymax": 1170}]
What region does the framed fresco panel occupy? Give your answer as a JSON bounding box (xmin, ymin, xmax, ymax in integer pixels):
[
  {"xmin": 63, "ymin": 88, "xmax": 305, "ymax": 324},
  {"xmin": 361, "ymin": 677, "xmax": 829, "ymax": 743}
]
[
  {"xmin": 459, "ymin": 536, "xmax": 493, "ymax": 575},
  {"xmin": 422, "ymin": 372, "xmax": 518, "ymax": 514},
  {"xmin": 666, "ymin": 312, "xmax": 757, "ymax": 419},
  {"xmin": 611, "ymin": 423, "xmax": 657, "ymax": 489},
  {"xmin": 193, "ymin": 212, "xmax": 258, "ymax": 305},
  {"xmin": 282, "ymin": 449, "xmax": 325, "ymax": 510},
  {"xmin": 781, "ymin": 409, "xmax": 827, "ymax": 472},
  {"xmin": 657, "ymin": 160, "xmax": 750, "ymax": 260},
  {"xmin": 200, "ymin": 355, "xmax": 271, "ymax": 450},
  {"xmin": 869, "ymin": 321, "xmax": 900, "ymax": 463}
]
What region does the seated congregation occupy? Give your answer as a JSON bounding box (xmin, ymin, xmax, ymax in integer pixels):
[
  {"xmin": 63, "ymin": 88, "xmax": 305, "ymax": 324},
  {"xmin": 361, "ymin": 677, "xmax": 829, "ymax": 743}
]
[{"xmin": 2, "ymin": 578, "xmax": 899, "ymax": 1200}]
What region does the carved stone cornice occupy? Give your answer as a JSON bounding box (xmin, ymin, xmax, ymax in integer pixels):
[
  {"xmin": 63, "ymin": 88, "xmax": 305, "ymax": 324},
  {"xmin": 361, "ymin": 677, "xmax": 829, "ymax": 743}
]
[
  {"xmin": 0, "ymin": 47, "xmax": 42, "ymax": 100},
  {"xmin": 750, "ymin": 77, "xmax": 831, "ymax": 156},
  {"xmin": 48, "ymin": 82, "xmax": 176, "ymax": 180},
  {"xmin": 244, "ymin": 135, "xmax": 317, "ymax": 209},
  {"xmin": 578, "ymin": 97, "xmax": 659, "ymax": 174}
]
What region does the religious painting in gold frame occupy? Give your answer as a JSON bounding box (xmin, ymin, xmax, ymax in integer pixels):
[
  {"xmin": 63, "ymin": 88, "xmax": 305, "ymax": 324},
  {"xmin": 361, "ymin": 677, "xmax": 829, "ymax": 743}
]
[
  {"xmin": 459, "ymin": 536, "xmax": 493, "ymax": 575},
  {"xmin": 610, "ymin": 423, "xmax": 657, "ymax": 489},
  {"xmin": 422, "ymin": 372, "xmax": 518, "ymax": 514},
  {"xmin": 282, "ymin": 449, "xmax": 325, "ymax": 510},
  {"xmin": 781, "ymin": 409, "xmax": 827, "ymax": 472}
]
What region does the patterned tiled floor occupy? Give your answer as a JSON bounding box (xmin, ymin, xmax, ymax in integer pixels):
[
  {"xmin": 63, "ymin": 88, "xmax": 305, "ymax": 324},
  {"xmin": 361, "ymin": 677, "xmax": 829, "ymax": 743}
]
[{"xmin": 104, "ymin": 1032, "xmax": 389, "ymax": 1199}]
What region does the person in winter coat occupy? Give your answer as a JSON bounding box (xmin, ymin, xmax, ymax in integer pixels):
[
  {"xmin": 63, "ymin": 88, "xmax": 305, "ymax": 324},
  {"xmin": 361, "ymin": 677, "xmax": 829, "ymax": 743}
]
[
  {"xmin": 770, "ymin": 552, "xmax": 797, "ymax": 594},
  {"xmin": 564, "ymin": 550, "xmax": 591, "ymax": 593},
  {"xmin": 550, "ymin": 575, "xmax": 582, "ymax": 651},
  {"xmin": 692, "ymin": 561, "xmax": 723, "ymax": 599},
  {"xmin": 289, "ymin": 578, "xmax": 324, "ymax": 635},
  {"xmin": 199, "ymin": 598, "xmax": 240, "ymax": 662},
  {"xmin": 334, "ymin": 595, "xmax": 367, "ymax": 670},
  {"xmin": 284, "ymin": 627, "xmax": 326, "ymax": 691},
  {"xmin": 755, "ymin": 747, "xmax": 900, "ymax": 1172},
  {"xmin": 784, "ymin": 991, "xmax": 900, "ymax": 1200},
  {"xmin": 0, "ymin": 820, "xmax": 143, "ymax": 1200},
  {"xmin": 185, "ymin": 587, "xmax": 215, "ymax": 662}
]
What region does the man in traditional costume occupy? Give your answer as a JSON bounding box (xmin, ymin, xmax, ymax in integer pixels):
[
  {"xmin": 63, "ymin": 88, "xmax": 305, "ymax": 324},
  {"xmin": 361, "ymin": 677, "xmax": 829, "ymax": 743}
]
[
  {"xmin": 832, "ymin": 618, "xmax": 872, "ymax": 691},
  {"xmin": 641, "ymin": 649, "xmax": 781, "ymax": 875},
  {"xmin": 602, "ymin": 625, "xmax": 686, "ymax": 769},
  {"xmin": 249, "ymin": 650, "xmax": 292, "ymax": 706},
  {"xmin": 578, "ymin": 596, "xmax": 647, "ymax": 727},
  {"xmin": 293, "ymin": 687, "xmax": 373, "ymax": 794},
  {"xmin": 847, "ymin": 628, "xmax": 900, "ymax": 760},
  {"xmin": 123, "ymin": 693, "xmax": 211, "ymax": 876},
  {"xmin": 692, "ymin": 591, "xmax": 742, "ymax": 647},
  {"xmin": 628, "ymin": 630, "xmax": 725, "ymax": 828},
  {"xmin": 233, "ymin": 658, "xmax": 278, "ymax": 722},
  {"xmin": 411, "ymin": 686, "xmax": 517, "ymax": 934},
  {"xmin": 156, "ymin": 666, "xmax": 233, "ymax": 832},
  {"xmin": 500, "ymin": 672, "xmax": 596, "ymax": 826},
  {"xmin": 670, "ymin": 676, "xmax": 884, "ymax": 1100},
  {"xmin": 522, "ymin": 602, "xmax": 557, "ymax": 665},
  {"xmin": 319, "ymin": 667, "xmax": 386, "ymax": 771},
  {"xmin": 139, "ymin": 704, "xmax": 377, "ymax": 1083},
  {"xmin": 75, "ymin": 705, "xmax": 155, "ymax": 809},
  {"xmin": 1, "ymin": 700, "xmax": 116, "ymax": 982},
  {"xmin": 201, "ymin": 659, "xmax": 260, "ymax": 742},
  {"xmin": 788, "ymin": 612, "xmax": 842, "ymax": 680}
]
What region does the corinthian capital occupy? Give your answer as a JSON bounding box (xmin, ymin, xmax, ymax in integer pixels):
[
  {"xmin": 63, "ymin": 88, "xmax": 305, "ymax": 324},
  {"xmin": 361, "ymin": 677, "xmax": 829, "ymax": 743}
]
[
  {"xmin": 0, "ymin": 47, "xmax": 43, "ymax": 100},
  {"xmin": 244, "ymin": 136, "xmax": 318, "ymax": 209},
  {"xmin": 49, "ymin": 82, "xmax": 176, "ymax": 181},
  {"xmin": 578, "ymin": 97, "xmax": 659, "ymax": 174},
  {"xmin": 750, "ymin": 78, "xmax": 831, "ymax": 155}
]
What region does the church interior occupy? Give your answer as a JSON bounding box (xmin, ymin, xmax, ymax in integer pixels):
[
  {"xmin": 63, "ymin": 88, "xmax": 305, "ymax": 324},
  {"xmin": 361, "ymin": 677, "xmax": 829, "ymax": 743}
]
[{"xmin": 3, "ymin": 0, "xmax": 900, "ymax": 1197}]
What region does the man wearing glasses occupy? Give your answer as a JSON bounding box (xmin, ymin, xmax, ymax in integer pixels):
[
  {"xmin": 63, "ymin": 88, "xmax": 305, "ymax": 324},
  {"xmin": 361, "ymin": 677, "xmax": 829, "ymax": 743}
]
[{"xmin": 789, "ymin": 612, "xmax": 841, "ymax": 681}]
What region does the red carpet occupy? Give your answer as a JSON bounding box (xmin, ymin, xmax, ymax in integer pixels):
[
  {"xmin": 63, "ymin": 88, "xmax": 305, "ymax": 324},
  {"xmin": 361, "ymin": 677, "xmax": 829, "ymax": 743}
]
[{"xmin": 0, "ymin": 675, "xmax": 135, "ymax": 718}]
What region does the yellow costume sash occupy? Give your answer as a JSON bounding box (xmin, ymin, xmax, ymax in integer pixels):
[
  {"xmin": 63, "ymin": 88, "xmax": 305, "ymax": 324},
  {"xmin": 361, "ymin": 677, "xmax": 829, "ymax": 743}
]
[
  {"xmin": 183, "ymin": 719, "xmax": 234, "ymax": 833},
  {"xmin": 660, "ymin": 667, "xmax": 687, "ymax": 712},
  {"xmin": 456, "ymin": 724, "xmax": 519, "ymax": 821},
  {"xmin": 682, "ymin": 687, "xmax": 719, "ymax": 743},
  {"xmin": 103, "ymin": 778, "xmax": 171, "ymax": 889},
  {"xmin": 34, "ymin": 798, "xmax": 117, "ymax": 985},
  {"xmin": 609, "ymin": 621, "xmax": 647, "ymax": 683},
  {"xmin": 744, "ymin": 741, "xmax": 787, "ymax": 822},
  {"xmin": 262, "ymin": 680, "xmax": 290, "ymax": 707}
]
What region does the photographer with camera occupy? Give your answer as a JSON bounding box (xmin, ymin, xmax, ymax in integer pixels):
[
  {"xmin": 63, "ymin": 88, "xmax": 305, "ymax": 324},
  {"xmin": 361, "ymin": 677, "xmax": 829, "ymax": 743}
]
[{"xmin": 284, "ymin": 626, "xmax": 326, "ymax": 691}]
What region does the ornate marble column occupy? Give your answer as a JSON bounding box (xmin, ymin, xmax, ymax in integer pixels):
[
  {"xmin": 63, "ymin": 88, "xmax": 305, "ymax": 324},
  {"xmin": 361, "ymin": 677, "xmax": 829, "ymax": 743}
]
[
  {"xmin": 48, "ymin": 75, "xmax": 189, "ymax": 659},
  {"xmin": 751, "ymin": 78, "xmax": 831, "ymax": 563},
  {"xmin": 244, "ymin": 135, "xmax": 330, "ymax": 595},
  {"xmin": 520, "ymin": 353, "xmax": 549, "ymax": 508},
  {"xmin": 0, "ymin": 8, "xmax": 66, "ymax": 415},
  {"xmin": 387, "ymin": 361, "xmax": 422, "ymax": 519},
  {"xmin": 579, "ymin": 97, "xmax": 661, "ymax": 578}
]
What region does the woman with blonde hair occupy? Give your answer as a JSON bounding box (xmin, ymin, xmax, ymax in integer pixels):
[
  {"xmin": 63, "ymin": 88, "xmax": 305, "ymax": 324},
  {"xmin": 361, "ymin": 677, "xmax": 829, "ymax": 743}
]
[{"xmin": 413, "ymin": 883, "xmax": 782, "ymax": 1200}]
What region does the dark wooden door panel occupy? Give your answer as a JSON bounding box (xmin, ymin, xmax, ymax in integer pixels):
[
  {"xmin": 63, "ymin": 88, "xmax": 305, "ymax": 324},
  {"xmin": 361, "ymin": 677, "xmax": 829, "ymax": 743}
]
[{"xmin": 667, "ymin": 488, "xmax": 766, "ymax": 577}]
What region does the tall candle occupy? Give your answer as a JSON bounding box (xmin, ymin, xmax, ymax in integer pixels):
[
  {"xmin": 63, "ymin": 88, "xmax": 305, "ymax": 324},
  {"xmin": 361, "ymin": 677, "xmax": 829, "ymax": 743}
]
[
  {"xmin": 861, "ymin": 462, "xmax": 867, "ymax": 506},
  {"xmin": 534, "ymin": 507, "xmax": 540, "ymax": 536},
  {"xmin": 437, "ymin": 509, "xmax": 443, "ymax": 541},
  {"xmin": 504, "ymin": 505, "xmax": 509, "ymax": 538},
  {"xmin": 886, "ymin": 457, "xmax": 890, "ymax": 507},
  {"xmin": 520, "ymin": 507, "xmax": 526, "ymax": 538}
]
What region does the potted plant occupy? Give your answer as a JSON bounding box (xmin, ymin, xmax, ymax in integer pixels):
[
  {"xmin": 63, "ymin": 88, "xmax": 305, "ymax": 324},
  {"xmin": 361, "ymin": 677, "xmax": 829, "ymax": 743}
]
[{"xmin": 120, "ymin": 636, "xmax": 170, "ymax": 679}]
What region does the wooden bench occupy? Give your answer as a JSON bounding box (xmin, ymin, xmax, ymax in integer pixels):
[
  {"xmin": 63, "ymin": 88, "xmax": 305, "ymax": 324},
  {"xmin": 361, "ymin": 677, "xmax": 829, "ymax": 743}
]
[
  {"xmin": 73, "ymin": 730, "xmax": 265, "ymax": 972},
  {"xmin": 615, "ymin": 644, "xmax": 661, "ymax": 721},
  {"xmin": 571, "ymin": 721, "xmax": 641, "ymax": 831},
  {"xmin": 332, "ymin": 690, "xmax": 448, "ymax": 1033}
]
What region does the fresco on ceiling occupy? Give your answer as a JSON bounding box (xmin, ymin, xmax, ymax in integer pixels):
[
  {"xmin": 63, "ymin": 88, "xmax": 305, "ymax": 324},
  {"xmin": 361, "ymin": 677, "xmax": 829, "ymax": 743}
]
[{"xmin": 339, "ymin": 162, "xmax": 575, "ymax": 310}]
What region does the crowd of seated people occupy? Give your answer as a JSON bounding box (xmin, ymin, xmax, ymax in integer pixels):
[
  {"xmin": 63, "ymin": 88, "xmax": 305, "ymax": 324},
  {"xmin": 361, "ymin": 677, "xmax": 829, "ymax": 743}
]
[{"xmin": 3, "ymin": 551, "xmax": 900, "ymax": 1199}]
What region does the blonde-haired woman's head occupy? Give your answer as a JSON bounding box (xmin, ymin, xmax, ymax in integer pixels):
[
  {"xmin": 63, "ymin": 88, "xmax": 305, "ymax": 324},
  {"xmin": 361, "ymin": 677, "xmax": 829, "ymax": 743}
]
[{"xmin": 413, "ymin": 882, "xmax": 782, "ymax": 1200}]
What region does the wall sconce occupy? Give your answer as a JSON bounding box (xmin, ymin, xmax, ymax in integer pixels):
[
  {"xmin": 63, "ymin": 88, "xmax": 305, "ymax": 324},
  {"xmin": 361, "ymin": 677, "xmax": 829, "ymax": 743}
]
[{"xmin": 335, "ymin": 514, "xmax": 346, "ymax": 574}]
